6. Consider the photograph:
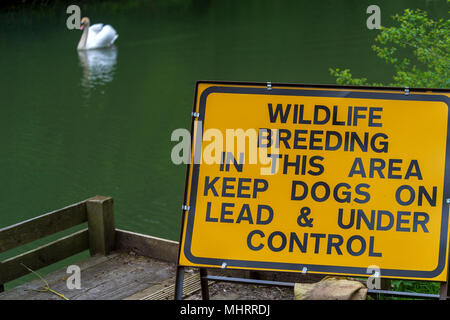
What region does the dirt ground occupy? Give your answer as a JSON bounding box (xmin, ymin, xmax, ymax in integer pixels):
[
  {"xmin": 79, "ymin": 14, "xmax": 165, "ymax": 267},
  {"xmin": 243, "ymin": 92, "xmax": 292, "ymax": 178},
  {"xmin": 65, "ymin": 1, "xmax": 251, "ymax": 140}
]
[
  {"xmin": 186, "ymin": 281, "xmax": 294, "ymax": 300},
  {"xmin": 184, "ymin": 268, "xmax": 324, "ymax": 300}
]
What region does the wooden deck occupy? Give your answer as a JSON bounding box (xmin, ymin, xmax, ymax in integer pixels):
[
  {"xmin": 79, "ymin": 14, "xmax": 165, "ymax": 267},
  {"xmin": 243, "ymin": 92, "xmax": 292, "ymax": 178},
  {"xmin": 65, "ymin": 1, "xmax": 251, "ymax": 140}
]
[
  {"xmin": 0, "ymin": 250, "xmax": 296, "ymax": 300},
  {"xmin": 0, "ymin": 228, "xmax": 184, "ymax": 300},
  {"xmin": 0, "ymin": 253, "xmax": 174, "ymax": 300},
  {"xmin": 0, "ymin": 196, "xmax": 311, "ymax": 300},
  {"xmin": 0, "ymin": 196, "xmax": 189, "ymax": 300}
]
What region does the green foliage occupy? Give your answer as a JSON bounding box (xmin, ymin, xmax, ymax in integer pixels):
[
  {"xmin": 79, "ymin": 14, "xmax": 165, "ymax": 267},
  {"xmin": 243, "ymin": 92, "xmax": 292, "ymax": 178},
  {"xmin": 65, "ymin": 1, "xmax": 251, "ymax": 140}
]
[
  {"xmin": 390, "ymin": 279, "xmax": 440, "ymax": 296},
  {"xmin": 330, "ymin": 7, "xmax": 450, "ymax": 88},
  {"xmin": 329, "ymin": 68, "xmax": 382, "ymax": 86},
  {"xmin": 331, "ymin": 6, "xmax": 449, "ymax": 299}
]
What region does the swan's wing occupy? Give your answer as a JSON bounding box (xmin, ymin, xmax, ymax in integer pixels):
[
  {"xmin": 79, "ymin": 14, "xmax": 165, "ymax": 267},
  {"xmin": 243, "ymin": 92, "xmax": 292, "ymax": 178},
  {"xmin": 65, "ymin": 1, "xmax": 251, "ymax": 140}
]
[
  {"xmin": 102, "ymin": 25, "xmax": 118, "ymax": 44},
  {"xmin": 87, "ymin": 24, "xmax": 118, "ymax": 49},
  {"xmin": 89, "ymin": 23, "xmax": 104, "ymax": 34},
  {"xmin": 86, "ymin": 24, "xmax": 102, "ymax": 48}
]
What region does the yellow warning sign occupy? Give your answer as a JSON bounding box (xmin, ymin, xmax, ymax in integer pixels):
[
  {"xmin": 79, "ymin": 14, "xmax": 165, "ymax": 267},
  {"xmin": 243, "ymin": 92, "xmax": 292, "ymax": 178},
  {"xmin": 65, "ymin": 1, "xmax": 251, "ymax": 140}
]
[{"xmin": 178, "ymin": 82, "xmax": 450, "ymax": 281}]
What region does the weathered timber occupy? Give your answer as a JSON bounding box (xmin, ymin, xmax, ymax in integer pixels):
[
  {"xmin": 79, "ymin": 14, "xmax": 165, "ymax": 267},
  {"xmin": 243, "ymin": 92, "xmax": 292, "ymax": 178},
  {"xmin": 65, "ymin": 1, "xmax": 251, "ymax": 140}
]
[
  {"xmin": 0, "ymin": 252, "xmax": 176, "ymax": 300},
  {"xmin": 0, "ymin": 201, "xmax": 87, "ymax": 254},
  {"xmin": 125, "ymin": 273, "xmax": 207, "ymax": 300},
  {"xmin": 0, "ymin": 229, "xmax": 89, "ymax": 284},
  {"xmin": 115, "ymin": 229, "xmax": 178, "ymax": 262},
  {"xmin": 86, "ymin": 196, "xmax": 115, "ymax": 256},
  {"xmin": 0, "ymin": 196, "xmax": 318, "ymax": 300},
  {"xmin": 0, "ymin": 196, "xmax": 114, "ymax": 287}
]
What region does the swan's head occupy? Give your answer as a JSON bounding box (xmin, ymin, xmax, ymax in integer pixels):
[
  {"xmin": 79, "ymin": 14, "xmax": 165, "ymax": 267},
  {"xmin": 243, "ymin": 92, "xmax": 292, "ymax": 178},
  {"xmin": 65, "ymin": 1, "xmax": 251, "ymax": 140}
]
[{"xmin": 80, "ymin": 17, "xmax": 90, "ymax": 30}]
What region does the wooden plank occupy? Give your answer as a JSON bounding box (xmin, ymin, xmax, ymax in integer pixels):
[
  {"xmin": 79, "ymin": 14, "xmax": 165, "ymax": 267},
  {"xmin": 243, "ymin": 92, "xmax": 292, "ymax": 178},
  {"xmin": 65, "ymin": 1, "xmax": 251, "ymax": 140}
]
[
  {"xmin": 124, "ymin": 273, "xmax": 205, "ymax": 300},
  {"xmin": 68, "ymin": 254, "xmax": 174, "ymax": 300},
  {"xmin": 0, "ymin": 253, "xmax": 176, "ymax": 300},
  {"xmin": 0, "ymin": 229, "xmax": 89, "ymax": 284},
  {"xmin": 115, "ymin": 229, "xmax": 179, "ymax": 262},
  {"xmin": 86, "ymin": 196, "xmax": 115, "ymax": 256},
  {"xmin": 0, "ymin": 254, "xmax": 119, "ymax": 300},
  {"xmin": 0, "ymin": 201, "xmax": 87, "ymax": 254}
]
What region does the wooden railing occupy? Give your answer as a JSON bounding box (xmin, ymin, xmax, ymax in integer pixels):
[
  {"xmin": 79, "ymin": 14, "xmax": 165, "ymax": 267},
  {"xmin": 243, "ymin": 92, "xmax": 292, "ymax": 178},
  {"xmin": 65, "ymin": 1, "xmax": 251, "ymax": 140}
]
[{"xmin": 0, "ymin": 195, "xmax": 115, "ymax": 292}]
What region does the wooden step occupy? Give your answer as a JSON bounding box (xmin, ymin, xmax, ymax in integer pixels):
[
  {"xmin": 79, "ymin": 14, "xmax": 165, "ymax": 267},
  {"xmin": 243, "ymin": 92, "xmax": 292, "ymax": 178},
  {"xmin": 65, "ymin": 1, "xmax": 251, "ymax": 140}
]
[{"xmin": 124, "ymin": 272, "xmax": 211, "ymax": 300}]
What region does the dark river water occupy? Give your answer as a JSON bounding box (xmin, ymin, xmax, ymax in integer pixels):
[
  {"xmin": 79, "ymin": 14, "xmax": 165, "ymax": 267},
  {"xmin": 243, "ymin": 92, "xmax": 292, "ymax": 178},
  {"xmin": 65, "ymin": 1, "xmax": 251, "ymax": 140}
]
[{"xmin": 0, "ymin": 0, "xmax": 447, "ymax": 288}]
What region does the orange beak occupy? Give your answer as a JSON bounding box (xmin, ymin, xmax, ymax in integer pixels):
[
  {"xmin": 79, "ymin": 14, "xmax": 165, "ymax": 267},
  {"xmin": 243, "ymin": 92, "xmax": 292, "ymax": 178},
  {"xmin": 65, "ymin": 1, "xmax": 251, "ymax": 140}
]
[{"xmin": 80, "ymin": 23, "xmax": 85, "ymax": 30}]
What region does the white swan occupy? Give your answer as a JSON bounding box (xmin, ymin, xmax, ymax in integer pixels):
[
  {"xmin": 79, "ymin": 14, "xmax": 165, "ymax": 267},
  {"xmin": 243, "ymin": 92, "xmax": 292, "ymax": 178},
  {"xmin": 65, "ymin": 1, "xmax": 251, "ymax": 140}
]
[{"xmin": 77, "ymin": 17, "xmax": 118, "ymax": 50}]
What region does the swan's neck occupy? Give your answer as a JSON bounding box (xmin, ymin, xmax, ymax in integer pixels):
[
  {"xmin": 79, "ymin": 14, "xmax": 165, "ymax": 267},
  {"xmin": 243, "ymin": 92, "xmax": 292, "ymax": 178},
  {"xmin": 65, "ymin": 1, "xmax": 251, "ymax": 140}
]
[{"xmin": 77, "ymin": 25, "xmax": 89, "ymax": 50}]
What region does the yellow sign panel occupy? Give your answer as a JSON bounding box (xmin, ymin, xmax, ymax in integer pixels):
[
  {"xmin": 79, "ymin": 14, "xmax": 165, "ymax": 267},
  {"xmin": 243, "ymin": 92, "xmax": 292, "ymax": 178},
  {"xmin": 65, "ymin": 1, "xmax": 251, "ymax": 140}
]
[{"xmin": 179, "ymin": 82, "xmax": 450, "ymax": 281}]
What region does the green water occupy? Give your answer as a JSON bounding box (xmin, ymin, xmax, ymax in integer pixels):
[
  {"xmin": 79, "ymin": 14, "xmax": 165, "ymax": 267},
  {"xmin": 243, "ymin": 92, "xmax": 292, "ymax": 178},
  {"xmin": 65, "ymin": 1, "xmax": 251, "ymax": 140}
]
[{"xmin": 0, "ymin": 0, "xmax": 447, "ymax": 289}]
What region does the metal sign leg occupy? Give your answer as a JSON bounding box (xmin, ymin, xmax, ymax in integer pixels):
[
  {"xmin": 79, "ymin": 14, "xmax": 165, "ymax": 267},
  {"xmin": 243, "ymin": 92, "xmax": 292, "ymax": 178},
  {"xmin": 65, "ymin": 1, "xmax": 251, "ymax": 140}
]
[
  {"xmin": 175, "ymin": 266, "xmax": 185, "ymax": 300},
  {"xmin": 439, "ymin": 244, "xmax": 450, "ymax": 300},
  {"xmin": 200, "ymin": 268, "xmax": 210, "ymax": 300},
  {"xmin": 439, "ymin": 282, "xmax": 448, "ymax": 300}
]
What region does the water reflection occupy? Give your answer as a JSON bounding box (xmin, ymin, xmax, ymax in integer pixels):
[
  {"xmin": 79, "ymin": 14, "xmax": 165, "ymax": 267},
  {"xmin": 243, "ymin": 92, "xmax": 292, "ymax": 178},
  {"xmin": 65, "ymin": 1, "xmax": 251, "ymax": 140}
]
[{"xmin": 78, "ymin": 46, "xmax": 118, "ymax": 91}]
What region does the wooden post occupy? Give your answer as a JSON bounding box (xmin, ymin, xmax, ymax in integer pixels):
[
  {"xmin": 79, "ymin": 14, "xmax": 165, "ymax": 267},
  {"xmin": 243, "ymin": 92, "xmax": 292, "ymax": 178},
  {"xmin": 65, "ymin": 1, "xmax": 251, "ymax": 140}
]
[{"xmin": 86, "ymin": 196, "xmax": 115, "ymax": 256}]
